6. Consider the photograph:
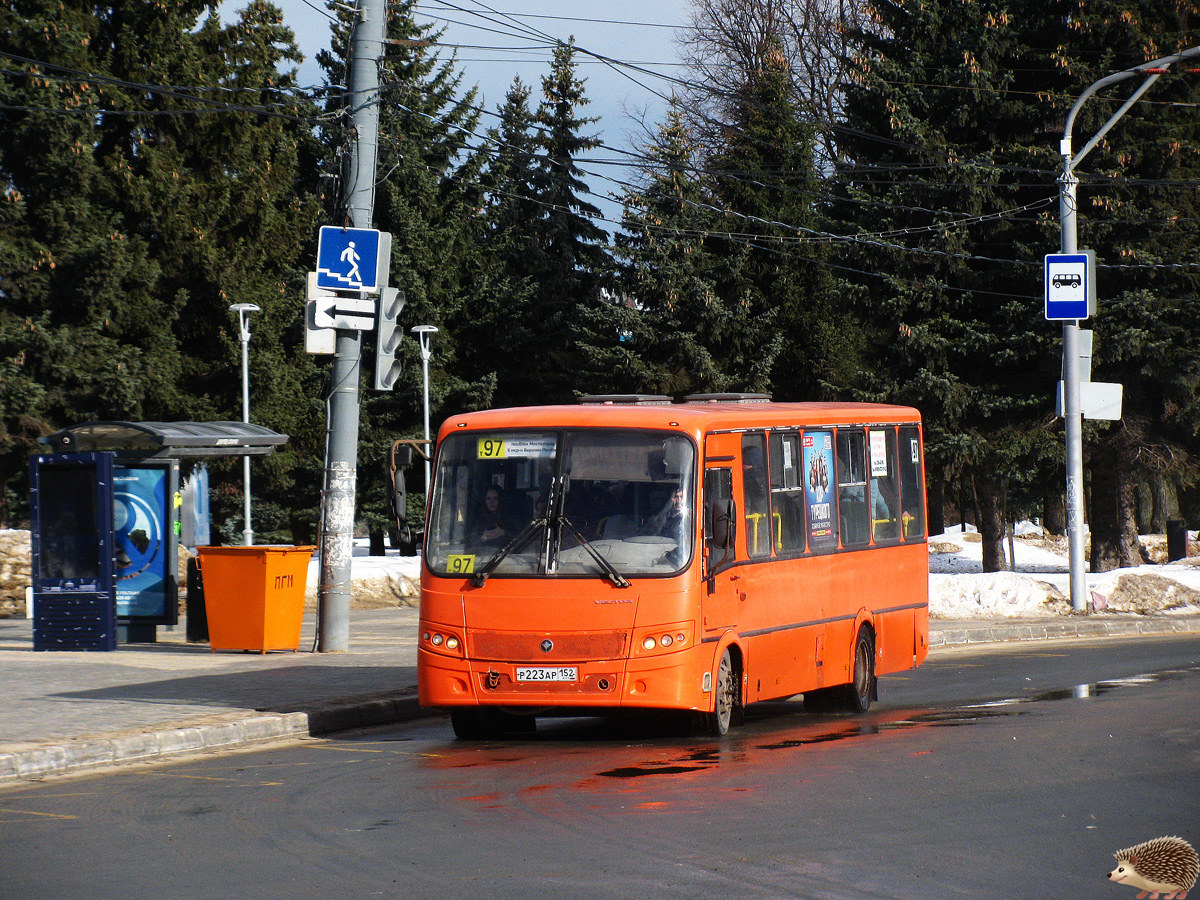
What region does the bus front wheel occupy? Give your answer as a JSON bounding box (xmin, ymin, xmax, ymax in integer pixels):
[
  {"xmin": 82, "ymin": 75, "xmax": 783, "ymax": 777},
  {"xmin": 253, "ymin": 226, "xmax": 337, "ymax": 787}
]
[{"xmin": 697, "ymin": 649, "xmax": 740, "ymax": 737}]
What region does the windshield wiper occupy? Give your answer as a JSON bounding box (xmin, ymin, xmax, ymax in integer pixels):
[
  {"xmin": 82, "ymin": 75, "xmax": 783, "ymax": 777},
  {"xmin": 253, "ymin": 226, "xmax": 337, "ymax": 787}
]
[
  {"xmin": 554, "ymin": 516, "xmax": 631, "ymax": 589},
  {"xmin": 467, "ymin": 515, "xmax": 631, "ymax": 590},
  {"xmin": 469, "ymin": 518, "xmax": 545, "ymax": 587}
]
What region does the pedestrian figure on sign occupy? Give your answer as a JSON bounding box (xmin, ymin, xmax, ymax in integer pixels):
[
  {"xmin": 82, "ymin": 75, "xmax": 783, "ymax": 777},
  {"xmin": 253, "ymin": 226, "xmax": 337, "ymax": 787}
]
[{"xmin": 341, "ymin": 241, "xmax": 361, "ymax": 285}]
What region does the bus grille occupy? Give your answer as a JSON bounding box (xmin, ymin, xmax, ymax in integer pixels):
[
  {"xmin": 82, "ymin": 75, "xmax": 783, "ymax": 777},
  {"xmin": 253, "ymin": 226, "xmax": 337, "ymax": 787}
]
[{"xmin": 469, "ymin": 630, "xmax": 627, "ymax": 662}]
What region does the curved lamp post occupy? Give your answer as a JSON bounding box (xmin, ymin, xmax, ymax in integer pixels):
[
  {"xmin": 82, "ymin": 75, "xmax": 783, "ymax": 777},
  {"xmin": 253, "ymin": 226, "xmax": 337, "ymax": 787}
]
[
  {"xmin": 230, "ymin": 303, "xmax": 261, "ymax": 546},
  {"xmin": 1056, "ymin": 46, "xmax": 1200, "ymax": 611},
  {"xmin": 411, "ymin": 325, "xmax": 438, "ymax": 495}
]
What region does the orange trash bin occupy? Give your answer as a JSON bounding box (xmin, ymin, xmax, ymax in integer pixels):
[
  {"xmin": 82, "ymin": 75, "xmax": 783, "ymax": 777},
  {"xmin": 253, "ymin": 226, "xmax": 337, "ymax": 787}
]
[{"xmin": 195, "ymin": 546, "xmax": 315, "ymax": 653}]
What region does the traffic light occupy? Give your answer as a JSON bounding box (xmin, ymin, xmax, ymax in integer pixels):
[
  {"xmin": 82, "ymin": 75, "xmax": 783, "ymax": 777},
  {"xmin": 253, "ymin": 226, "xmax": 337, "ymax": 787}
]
[{"xmin": 372, "ymin": 287, "xmax": 405, "ymax": 391}]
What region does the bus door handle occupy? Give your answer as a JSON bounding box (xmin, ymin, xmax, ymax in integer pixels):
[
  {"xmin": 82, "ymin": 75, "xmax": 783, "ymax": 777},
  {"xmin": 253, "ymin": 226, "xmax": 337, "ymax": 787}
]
[{"xmin": 728, "ymin": 573, "xmax": 748, "ymax": 601}]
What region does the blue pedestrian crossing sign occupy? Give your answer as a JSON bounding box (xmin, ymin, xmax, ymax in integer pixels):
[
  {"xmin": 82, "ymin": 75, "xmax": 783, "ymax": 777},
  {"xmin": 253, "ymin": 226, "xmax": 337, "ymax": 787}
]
[
  {"xmin": 316, "ymin": 226, "xmax": 390, "ymax": 293},
  {"xmin": 1045, "ymin": 251, "xmax": 1096, "ymax": 321}
]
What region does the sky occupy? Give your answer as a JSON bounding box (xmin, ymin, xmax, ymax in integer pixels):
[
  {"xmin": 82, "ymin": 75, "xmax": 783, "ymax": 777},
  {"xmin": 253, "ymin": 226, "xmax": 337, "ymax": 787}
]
[{"xmin": 219, "ymin": 0, "xmax": 696, "ymax": 228}]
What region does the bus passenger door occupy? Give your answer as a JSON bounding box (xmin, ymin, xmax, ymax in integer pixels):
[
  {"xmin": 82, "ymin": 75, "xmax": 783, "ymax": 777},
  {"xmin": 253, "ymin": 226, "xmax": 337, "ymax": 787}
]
[{"xmin": 702, "ymin": 439, "xmax": 740, "ymax": 635}]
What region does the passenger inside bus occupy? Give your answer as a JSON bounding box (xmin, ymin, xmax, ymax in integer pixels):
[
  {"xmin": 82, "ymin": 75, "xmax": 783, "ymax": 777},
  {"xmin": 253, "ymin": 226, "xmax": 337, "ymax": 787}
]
[
  {"xmin": 646, "ymin": 486, "xmax": 690, "ymax": 564},
  {"xmin": 469, "ymin": 487, "xmax": 520, "ymax": 548}
]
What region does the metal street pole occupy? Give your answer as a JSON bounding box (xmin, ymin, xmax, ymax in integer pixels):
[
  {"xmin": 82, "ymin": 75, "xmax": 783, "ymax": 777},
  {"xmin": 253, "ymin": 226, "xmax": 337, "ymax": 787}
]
[
  {"xmin": 230, "ymin": 303, "xmax": 260, "ymax": 546},
  {"xmin": 412, "ymin": 326, "xmax": 438, "ymax": 494},
  {"xmin": 1057, "ymin": 45, "xmax": 1200, "ymax": 612},
  {"xmin": 318, "ymin": 0, "xmax": 387, "ymax": 652}
]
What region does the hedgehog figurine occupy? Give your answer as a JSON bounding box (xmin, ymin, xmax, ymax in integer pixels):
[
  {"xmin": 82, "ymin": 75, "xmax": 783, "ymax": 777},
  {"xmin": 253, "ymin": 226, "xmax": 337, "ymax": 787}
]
[{"xmin": 1108, "ymin": 836, "xmax": 1199, "ymax": 900}]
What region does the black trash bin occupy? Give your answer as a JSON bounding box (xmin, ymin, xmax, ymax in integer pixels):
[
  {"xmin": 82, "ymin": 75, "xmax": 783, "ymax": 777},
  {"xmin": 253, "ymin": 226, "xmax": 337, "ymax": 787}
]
[
  {"xmin": 186, "ymin": 555, "xmax": 208, "ymax": 642},
  {"xmin": 1167, "ymin": 520, "xmax": 1188, "ymax": 562}
]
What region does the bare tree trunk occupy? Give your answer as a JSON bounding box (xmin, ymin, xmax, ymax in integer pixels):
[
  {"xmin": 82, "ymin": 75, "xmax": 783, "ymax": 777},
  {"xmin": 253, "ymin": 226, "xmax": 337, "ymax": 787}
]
[
  {"xmin": 1043, "ymin": 487, "xmax": 1066, "ymax": 536},
  {"xmin": 1149, "ymin": 475, "xmax": 1178, "ymax": 534},
  {"xmin": 975, "ymin": 474, "xmax": 1007, "ymax": 573},
  {"xmin": 1089, "ymin": 446, "xmax": 1144, "ymax": 572}
]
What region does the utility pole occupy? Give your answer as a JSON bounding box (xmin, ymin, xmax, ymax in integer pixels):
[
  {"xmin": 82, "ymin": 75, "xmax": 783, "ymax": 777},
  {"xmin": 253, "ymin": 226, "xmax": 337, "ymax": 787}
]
[
  {"xmin": 318, "ymin": 0, "xmax": 388, "ymax": 652},
  {"xmin": 1057, "ymin": 45, "xmax": 1200, "ymax": 613}
]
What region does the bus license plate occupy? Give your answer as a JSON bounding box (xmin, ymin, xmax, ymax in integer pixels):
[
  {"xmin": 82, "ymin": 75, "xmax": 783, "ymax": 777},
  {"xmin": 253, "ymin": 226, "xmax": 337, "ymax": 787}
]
[{"xmin": 515, "ymin": 666, "xmax": 578, "ymax": 683}]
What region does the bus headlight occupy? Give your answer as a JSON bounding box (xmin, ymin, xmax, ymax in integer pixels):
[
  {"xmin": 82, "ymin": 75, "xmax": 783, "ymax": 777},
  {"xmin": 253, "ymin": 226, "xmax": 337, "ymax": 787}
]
[
  {"xmin": 422, "ymin": 628, "xmax": 464, "ymax": 656},
  {"xmin": 634, "ymin": 623, "xmax": 693, "ymax": 656}
]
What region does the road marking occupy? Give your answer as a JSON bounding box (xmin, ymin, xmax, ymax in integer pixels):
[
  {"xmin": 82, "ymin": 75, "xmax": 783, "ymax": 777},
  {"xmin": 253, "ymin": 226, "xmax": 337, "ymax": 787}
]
[{"xmin": 0, "ymin": 808, "xmax": 78, "ymax": 820}]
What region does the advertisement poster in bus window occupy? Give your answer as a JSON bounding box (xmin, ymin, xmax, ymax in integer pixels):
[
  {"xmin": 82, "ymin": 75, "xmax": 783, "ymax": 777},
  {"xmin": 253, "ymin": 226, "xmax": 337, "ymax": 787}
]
[
  {"xmin": 113, "ymin": 466, "xmax": 169, "ymax": 618},
  {"xmin": 803, "ymin": 431, "xmax": 836, "ymax": 549}
]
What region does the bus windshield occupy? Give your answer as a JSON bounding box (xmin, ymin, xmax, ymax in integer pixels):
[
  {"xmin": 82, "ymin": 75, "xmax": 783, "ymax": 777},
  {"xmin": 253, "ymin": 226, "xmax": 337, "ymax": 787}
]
[{"xmin": 426, "ymin": 429, "xmax": 696, "ymax": 580}]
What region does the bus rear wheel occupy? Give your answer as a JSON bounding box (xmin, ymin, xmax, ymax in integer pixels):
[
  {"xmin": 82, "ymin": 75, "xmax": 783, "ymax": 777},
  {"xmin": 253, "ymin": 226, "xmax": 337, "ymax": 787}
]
[
  {"xmin": 836, "ymin": 627, "xmax": 876, "ymax": 713},
  {"xmin": 803, "ymin": 627, "xmax": 876, "ymax": 714}
]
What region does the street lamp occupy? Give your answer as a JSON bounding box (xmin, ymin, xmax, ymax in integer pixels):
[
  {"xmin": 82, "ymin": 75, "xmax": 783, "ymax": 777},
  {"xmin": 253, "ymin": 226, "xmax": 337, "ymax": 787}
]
[
  {"xmin": 1056, "ymin": 45, "xmax": 1200, "ymax": 611},
  {"xmin": 230, "ymin": 303, "xmax": 261, "ymax": 546},
  {"xmin": 411, "ymin": 325, "xmax": 438, "ymax": 495}
]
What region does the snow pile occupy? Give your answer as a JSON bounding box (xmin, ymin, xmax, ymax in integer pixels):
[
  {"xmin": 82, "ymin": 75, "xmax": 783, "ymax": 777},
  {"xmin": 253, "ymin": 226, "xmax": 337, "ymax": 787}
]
[
  {"xmin": 927, "ymin": 525, "xmax": 1200, "ymax": 619},
  {"xmin": 305, "ymin": 550, "xmax": 421, "ymax": 610},
  {"xmin": 929, "ymin": 572, "xmax": 1068, "ymax": 618}
]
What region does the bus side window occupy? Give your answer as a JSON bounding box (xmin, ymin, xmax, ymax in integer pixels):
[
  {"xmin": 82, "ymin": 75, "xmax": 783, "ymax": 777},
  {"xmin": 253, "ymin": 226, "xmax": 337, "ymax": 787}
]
[
  {"xmin": 704, "ymin": 468, "xmax": 736, "ymax": 577},
  {"xmin": 769, "ymin": 432, "xmax": 805, "ymax": 554},
  {"xmin": 836, "ymin": 429, "xmax": 869, "ymax": 547},
  {"xmin": 741, "ymin": 433, "xmax": 770, "ymax": 559},
  {"xmin": 898, "ymin": 426, "xmax": 926, "ymax": 539},
  {"xmin": 869, "ymin": 428, "xmax": 901, "ymax": 543}
]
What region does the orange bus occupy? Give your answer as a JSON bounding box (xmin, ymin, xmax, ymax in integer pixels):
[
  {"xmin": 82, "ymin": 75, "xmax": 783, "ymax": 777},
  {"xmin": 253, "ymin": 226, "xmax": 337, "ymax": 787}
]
[{"xmin": 418, "ymin": 394, "xmax": 929, "ymax": 738}]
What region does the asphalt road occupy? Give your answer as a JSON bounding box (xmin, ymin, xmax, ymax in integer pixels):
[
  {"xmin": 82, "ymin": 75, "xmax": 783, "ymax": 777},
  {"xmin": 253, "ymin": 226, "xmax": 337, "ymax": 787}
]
[{"xmin": 2, "ymin": 634, "xmax": 1198, "ymax": 900}]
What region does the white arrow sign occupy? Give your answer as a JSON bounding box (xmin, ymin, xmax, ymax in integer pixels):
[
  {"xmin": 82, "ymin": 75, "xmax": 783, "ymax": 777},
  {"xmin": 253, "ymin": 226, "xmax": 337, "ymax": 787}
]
[
  {"xmin": 305, "ymin": 273, "xmax": 336, "ymax": 354},
  {"xmin": 312, "ymin": 296, "xmax": 375, "ymax": 331}
]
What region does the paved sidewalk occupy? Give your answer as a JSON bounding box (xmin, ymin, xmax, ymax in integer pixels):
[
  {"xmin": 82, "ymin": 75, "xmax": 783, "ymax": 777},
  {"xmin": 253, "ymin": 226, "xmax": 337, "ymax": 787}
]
[{"xmin": 2, "ymin": 607, "xmax": 1198, "ymax": 785}]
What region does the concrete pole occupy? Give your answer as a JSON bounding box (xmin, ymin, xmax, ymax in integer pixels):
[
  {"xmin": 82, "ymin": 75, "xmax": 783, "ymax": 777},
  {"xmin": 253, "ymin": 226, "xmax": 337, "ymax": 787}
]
[{"xmin": 318, "ymin": 0, "xmax": 387, "ymax": 652}]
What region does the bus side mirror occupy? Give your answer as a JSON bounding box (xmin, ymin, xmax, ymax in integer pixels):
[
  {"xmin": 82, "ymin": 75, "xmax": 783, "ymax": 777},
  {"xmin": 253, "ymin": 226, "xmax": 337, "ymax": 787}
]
[
  {"xmin": 709, "ymin": 498, "xmax": 735, "ymax": 549},
  {"xmin": 705, "ymin": 499, "xmax": 736, "ymax": 591},
  {"xmin": 388, "ymin": 442, "xmax": 414, "ymax": 523}
]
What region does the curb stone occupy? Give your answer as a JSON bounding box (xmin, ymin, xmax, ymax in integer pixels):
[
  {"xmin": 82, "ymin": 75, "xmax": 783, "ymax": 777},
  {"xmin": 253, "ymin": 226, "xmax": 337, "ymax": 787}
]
[
  {"xmin": 927, "ymin": 614, "xmax": 1200, "ymax": 648},
  {"xmin": 0, "ymin": 699, "xmax": 414, "ymax": 784}
]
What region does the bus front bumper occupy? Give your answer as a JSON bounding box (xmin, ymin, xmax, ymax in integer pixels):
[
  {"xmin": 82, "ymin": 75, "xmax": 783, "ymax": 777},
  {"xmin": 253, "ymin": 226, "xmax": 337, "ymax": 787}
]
[{"xmin": 418, "ymin": 646, "xmax": 714, "ymax": 713}]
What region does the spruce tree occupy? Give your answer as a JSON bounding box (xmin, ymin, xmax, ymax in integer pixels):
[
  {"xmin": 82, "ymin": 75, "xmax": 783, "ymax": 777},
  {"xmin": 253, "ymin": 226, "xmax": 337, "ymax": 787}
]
[
  {"xmin": 522, "ymin": 41, "xmax": 609, "ymax": 404},
  {"xmin": 836, "ymin": 0, "xmax": 1070, "ymax": 568},
  {"xmin": 704, "ymin": 42, "xmax": 855, "ymax": 398},
  {"xmin": 456, "ymin": 77, "xmax": 541, "ymax": 408},
  {"xmin": 605, "ymin": 103, "xmax": 729, "ymax": 396},
  {"xmin": 0, "ymin": 0, "xmax": 322, "ymax": 537}
]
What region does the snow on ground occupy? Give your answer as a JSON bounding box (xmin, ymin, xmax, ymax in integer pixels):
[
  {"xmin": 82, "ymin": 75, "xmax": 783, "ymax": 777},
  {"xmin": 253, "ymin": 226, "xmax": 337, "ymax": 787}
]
[
  {"xmin": 928, "ymin": 524, "xmax": 1200, "ymax": 618},
  {"xmin": 336, "ymin": 524, "xmax": 1200, "ymax": 620}
]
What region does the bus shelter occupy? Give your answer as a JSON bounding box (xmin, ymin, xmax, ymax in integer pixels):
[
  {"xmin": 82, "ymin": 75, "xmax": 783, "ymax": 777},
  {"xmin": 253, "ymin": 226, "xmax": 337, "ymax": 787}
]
[{"xmin": 30, "ymin": 422, "xmax": 287, "ymax": 650}]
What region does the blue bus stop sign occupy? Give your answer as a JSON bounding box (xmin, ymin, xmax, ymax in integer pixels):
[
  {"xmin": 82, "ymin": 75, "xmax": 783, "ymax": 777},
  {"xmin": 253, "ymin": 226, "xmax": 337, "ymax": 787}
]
[
  {"xmin": 316, "ymin": 226, "xmax": 383, "ymax": 292},
  {"xmin": 1045, "ymin": 251, "xmax": 1095, "ymax": 320}
]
